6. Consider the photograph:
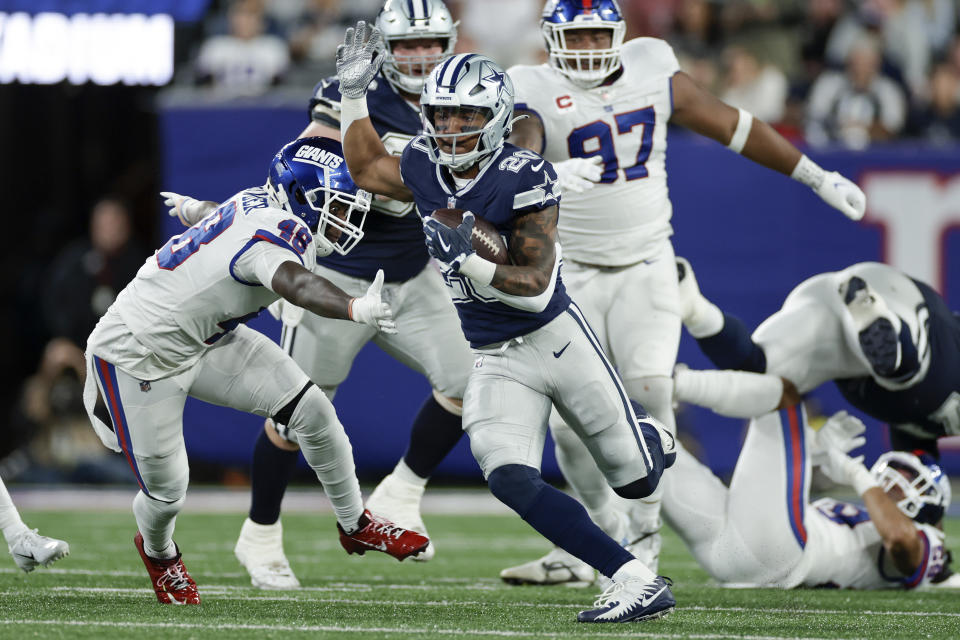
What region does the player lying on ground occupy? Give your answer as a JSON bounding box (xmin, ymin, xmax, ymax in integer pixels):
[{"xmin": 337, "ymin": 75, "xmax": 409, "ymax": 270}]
[
  {"xmin": 500, "ymin": 0, "xmax": 866, "ymax": 584},
  {"xmin": 665, "ymin": 406, "xmax": 950, "ymax": 589},
  {"xmin": 0, "ymin": 476, "xmax": 68, "ymax": 572},
  {"xmin": 161, "ymin": 0, "xmax": 469, "ymax": 587},
  {"xmin": 671, "ymin": 258, "xmax": 960, "ymax": 584},
  {"xmin": 336, "ymin": 20, "xmax": 677, "ymax": 623},
  {"xmin": 83, "ymin": 137, "xmax": 428, "ymax": 605}
]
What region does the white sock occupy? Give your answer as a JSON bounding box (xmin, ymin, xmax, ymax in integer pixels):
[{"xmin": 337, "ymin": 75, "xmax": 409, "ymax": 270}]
[
  {"xmin": 612, "ymin": 558, "xmax": 657, "ymax": 583},
  {"xmin": 240, "ymin": 517, "xmax": 283, "ymax": 544},
  {"xmin": 133, "ymin": 491, "xmax": 180, "ymax": 560},
  {"xmin": 685, "ymin": 300, "xmax": 725, "ymax": 338},
  {"xmin": 0, "ymin": 478, "xmax": 28, "ymax": 545},
  {"xmin": 287, "ymin": 386, "xmax": 365, "ymax": 533},
  {"xmin": 392, "ymin": 459, "xmax": 428, "ymax": 488},
  {"xmin": 674, "ymin": 368, "xmax": 784, "ymax": 418}
]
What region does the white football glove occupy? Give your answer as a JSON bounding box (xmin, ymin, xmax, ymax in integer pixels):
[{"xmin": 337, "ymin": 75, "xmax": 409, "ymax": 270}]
[
  {"xmin": 814, "ymin": 171, "xmax": 866, "ymax": 221},
  {"xmin": 336, "ymin": 21, "xmax": 385, "ymax": 99},
  {"xmin": 349, "ymin": 269, "xmax": 397, "ymax": 334},
  {"xmin": 813, "ymin": 411, "xmax": 877, "ymax": 494},
  {"xmin": 815, "ymin": 410, "xmax": 866, "ymax": 455},
  {"xmin": 554, "ymin": 157, "xmax": 604, "ymax": 194},
  {"xmin": 161, "ymin": 191, "xmax": 207, "ymax": 226}
]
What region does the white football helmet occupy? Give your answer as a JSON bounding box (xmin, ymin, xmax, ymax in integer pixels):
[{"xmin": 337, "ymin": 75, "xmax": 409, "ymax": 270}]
[
  {"xmin": 420, "ymin": 53, "xmax": 515, "ymax": 171},
  {"xmin": 376, "ymin": 0, "xmax": 458, "ymax": 96},
  {"xmin": 870, "ymin": 451, "xmax": 951, "ymax": 525},
  {"xmin": 540, "ymin": 0, "xmax": 626, "ymax": 89}
]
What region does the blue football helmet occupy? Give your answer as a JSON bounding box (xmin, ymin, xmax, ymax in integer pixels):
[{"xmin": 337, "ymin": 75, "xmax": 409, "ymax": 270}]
[
  {"xmin": 266, "ymin": 137, "xmax": 371, "ymax": 257},
  {"xmin": 870, "ymin": 451, "xmax": 951, "ymax": 525},
  {"xmin": 540, "ymin": 0, "xmax": 626, "ymax": 89}
]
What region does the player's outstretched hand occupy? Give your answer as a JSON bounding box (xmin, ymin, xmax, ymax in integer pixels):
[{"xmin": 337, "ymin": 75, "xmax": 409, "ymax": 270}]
[
  {"xmin": 813, "ymin": 411, "xmax": 877, "ymax": 493},
  {"xmin": 554, "ymin": 157, "xmax": 604, "ymax": 194},
  {"xmin": 349, "ymin": 269, "xmax": 397, "ymax": 334},
  {"xmin": 161, "ymin": 191, "xmax": 204, "ymax": 226},
  {"xmin": 423, "ymin": 212, "xmax": 476, "ymax": 271},
  {"xmin": 816, "ymin": 410, "xmax": 866, "ymax": 455},
  {"xmin": 336, "ymin": 20, "xmax": 385, "ymax": 99},
  {"xmin": 815, "ymin": 172, "xmax": 866, "ymax": 221},
  {"xmin": 817, "ymin": 447, "xmax": 869, "ymax": 488}
]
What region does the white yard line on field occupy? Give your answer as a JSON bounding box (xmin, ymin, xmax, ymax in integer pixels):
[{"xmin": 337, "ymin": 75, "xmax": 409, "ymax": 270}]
[
  {"xmin": 21, "ymin": 588, "xmax": 960, "ymax": 618},
  {"xmin": 0, "ymin": 619, "xmax": 864, "ymax": 640}
]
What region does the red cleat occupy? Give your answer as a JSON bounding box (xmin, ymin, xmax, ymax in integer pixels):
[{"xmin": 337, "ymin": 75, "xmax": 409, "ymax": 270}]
[
  {"xmin": 134, "ymin": 532, "xmax": 201, "ymax": 605},
  {"xmin": 337, "ymin": 509, "xmax": 430, "ymax": 561}
]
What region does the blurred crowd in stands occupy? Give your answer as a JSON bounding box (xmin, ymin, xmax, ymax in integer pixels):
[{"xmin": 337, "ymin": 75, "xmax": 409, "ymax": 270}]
[{"xmin": 185, "ymin": 0, "xmax": 960, "ymax": 148}]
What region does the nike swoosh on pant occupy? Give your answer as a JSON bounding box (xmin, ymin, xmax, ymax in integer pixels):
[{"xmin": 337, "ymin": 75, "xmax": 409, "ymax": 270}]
[{"xmin": 553, "ymin": 342, "xmax": 571, "ymax": 358}]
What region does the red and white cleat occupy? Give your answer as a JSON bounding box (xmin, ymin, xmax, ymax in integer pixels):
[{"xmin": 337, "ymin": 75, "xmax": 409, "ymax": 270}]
[
  {"xmin": 134, "ymin": 532, "xmax": 200, "ymax": 605},
  {"xmin": 337, "ymin": 509, "xmax": 430, "ymax": 561}
]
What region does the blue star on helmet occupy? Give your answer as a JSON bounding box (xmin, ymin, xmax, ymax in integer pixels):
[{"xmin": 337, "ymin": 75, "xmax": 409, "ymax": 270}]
[{"xmin": 483, "ymin": 67, "xmax": 506, "ymax": 91}]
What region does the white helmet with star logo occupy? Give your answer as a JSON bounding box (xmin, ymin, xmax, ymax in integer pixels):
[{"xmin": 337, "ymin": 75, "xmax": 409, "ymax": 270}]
[{"xmin": 419, "ymin": 53, "xmax": 516, "ymax": 171}]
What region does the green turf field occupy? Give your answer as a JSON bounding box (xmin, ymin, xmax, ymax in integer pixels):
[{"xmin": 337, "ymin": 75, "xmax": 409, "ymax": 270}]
[{"xmin": 1, "ymin": 509, "xmax": 958, "ymax": 639}]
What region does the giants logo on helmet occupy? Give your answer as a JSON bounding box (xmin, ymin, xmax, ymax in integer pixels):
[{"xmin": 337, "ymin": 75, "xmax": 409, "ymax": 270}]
[{"xmin": 294, "ymin": 145, "xmax": 343, "ymax": 169}]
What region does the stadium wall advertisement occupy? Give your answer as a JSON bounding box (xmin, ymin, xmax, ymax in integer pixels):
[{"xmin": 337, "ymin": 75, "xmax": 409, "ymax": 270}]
[{"xmin": 161, "ymin": 105, "xmax": 960, "ymax": 479}]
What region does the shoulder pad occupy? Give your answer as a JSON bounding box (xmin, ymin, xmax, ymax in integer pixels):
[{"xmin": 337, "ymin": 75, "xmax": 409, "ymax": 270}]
[{"xmin": 621, "ymin": 38, "xmax": 680, "ymax": 77}]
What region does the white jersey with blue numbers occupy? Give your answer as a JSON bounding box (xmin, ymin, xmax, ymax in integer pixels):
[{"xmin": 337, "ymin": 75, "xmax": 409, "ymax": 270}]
[
  {"xmin": 794, "ymin": 498, "xmax": 946, "ymax": 589},
  {"xmin": 508, "ymin": 38, "xmax": 680, "ymax": 266},
  {"xmin": 399, "ymin": 139, "xmax": 572, "ymax": 347},
  {"xmin": 91, "ymin": 187, "xmax": 316, "ymax": 380}
]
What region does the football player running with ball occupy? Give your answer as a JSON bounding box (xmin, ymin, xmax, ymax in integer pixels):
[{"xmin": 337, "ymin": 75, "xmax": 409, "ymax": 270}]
[
  {"xmin": 164, "ymin": 0, "xmax": 471, "ymax": 588},
  {"xmin": 336, "ymin": 21, "xmax": 678, "ymax": 623},
  {"xmin": 83, "ymin": 137, "xmax": 428, "ymax": 605},
  {"xmin": 501, "ymin": 0, "xmax": 867, "ymax": 585}
]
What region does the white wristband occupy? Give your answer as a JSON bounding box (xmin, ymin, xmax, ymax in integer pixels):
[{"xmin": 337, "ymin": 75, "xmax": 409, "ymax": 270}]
[
  {"xmin": 339, "ymin": 96, "xmax": 369, "ymax": 138},
  {"xmin": 458, "ymin": 254, "xmax": 497, "ymax": 287},
  {"xmin": 726, "ymin": 108, "xmax": 753, "ymax": 154},
  {"xmin": 790, "ymin": 154, "xmax": 826, "ymax": 190},
  {"xmin": 851, "ymin": 464, "xmax": 880, "ymax": 497}
]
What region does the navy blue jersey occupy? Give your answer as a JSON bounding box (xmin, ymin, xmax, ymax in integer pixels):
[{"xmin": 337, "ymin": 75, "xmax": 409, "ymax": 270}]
[
  {"xmin": 400, "ymin": 139, "xmax": 571, "ymax": 347},
  {"xmin": 308, "ymin": 75, "xmax": 427, "ymax": 282},
  {"xmin": 836, "ymin": 280, "xmax": 960, "ymax": 440}
]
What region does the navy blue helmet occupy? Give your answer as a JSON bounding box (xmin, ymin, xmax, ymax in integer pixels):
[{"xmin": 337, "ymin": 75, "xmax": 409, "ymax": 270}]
[{"xmin": 266, "ymin": 137, "xmax": 371, "ymax": 257}]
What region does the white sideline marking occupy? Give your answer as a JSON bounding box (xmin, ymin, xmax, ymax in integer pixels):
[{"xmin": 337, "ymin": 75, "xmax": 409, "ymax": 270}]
[
  {"xmin": 23, "ymin": 589, "xmax": 960, "ymax": 618},
  {"xmin": 0, "ymin": 619, "xmax": 857, "ymax": 640}
]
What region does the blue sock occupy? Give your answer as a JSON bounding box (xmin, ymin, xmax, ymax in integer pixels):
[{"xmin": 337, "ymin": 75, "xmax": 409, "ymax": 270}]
[
  {"xmin": 488, "ymin": 464, "xmax": 634, "ymax": 578},
  {"xmin": 402, "ymin": 394, "xmax": 464, "ymax": 478},
  {"xmin": 697, "ymin": 312, "xmax": 767, "ymax": 372},
  {"xmin": 249, "ymin": 429, "xmax": 299, "ymax": 525}
]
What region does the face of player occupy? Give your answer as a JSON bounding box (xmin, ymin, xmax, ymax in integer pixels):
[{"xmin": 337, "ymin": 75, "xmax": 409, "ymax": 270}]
[
  {"xmin": 391, "ymin": 38, "xmax": 445, "ymax": 77},
  {"xmin": 431, "ymin": 106, "xmax": 490, "ymax": 154},
  {"xmin": 884, "ymin": 466, "xmax": 915, "ymax": 504},
  {"xmin": 323, "ymin": 200, "xmax": 349, "ymax": 244},
  {"xmin": 562, "ymin": 28, "xmax": 614, "ymax": 69}
]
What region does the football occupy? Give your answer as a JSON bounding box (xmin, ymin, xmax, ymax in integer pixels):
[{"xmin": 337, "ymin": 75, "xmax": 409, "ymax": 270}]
[{"xmin": 429, "ymin": 208, "xmax": 510, "ymax": 265}]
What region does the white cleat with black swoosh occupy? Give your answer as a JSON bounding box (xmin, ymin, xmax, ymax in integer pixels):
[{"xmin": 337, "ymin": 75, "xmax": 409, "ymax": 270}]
[{"xmin": 9, "ymin": 529, "xmax": 69, "ymax": 573}]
